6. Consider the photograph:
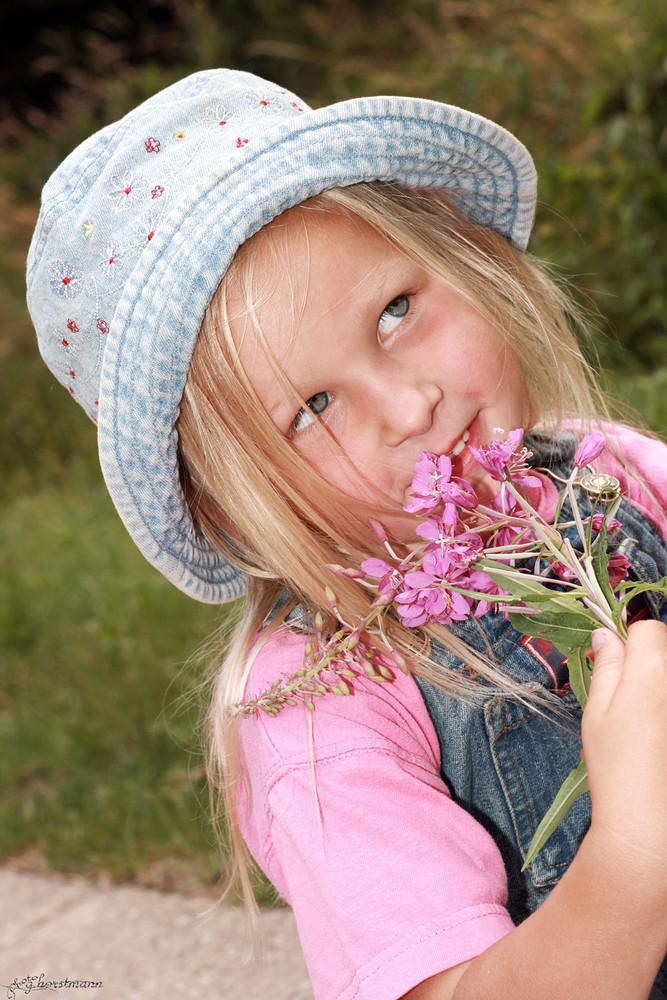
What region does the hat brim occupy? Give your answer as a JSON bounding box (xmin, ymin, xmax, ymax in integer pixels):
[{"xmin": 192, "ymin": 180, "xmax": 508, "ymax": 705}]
[{"xmin": 98, "ymin": 94, "xmax": 537, "ymax": 603}]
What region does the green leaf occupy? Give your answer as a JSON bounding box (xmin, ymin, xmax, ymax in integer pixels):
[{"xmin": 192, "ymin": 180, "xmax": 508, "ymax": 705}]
[
  {"xmin": 508, "ymin": 606, "xmax": 596, "ymax": 660},
  {"xmin": 591, "ymin": 524, "xmax": 622, "ymax": 627},
  {"xmin": 522, "ymin": 759, "xmax": 589, "ymax": 870},
  {"xmin": 617, "ymin": 578, "xmax": 667, "ymax": 607},
  {"xmin": 480, "ymin": 560, "xmax": 566, "ymax": 601},
  {"xmin": 567, "ymin": 644, "xmax": 592, "ymax": 709}
]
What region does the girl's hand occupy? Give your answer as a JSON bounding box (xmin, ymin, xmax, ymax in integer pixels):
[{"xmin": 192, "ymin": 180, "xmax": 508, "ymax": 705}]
[
  {"xmin": 582, "ymin": 620, "xmax": 667, "ymax": 885},
  {"xmin": 403, "ymin": 620, "xmax": 667, "ymax": 1000}
]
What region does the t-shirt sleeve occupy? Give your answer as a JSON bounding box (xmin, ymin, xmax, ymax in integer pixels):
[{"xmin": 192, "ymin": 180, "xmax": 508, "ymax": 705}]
[{"xmin": 238, "ymin": 629, "xmax": 514, "ymax": 1000}]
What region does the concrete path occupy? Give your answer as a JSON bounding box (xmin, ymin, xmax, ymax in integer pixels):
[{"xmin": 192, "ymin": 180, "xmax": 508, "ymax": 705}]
[{"xmin": 0, "ymin": 867, "xmax": 314, "ymax": 1000}]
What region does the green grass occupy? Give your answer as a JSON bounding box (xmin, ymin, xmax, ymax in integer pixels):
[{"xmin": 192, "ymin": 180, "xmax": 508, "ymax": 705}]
[{"xmin": 0, "ymin": 461, "xmax": 227, "ymax": 888}]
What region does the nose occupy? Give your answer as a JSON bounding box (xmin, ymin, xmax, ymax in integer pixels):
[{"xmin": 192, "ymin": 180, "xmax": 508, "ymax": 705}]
[{"xmin": 372, "ymin": 368, "xmax": 441, "ymax": 447}]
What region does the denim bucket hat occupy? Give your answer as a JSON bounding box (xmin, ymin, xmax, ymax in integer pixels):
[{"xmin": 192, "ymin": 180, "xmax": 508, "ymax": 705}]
[{"xmin": 27, "ymin": 68, "xmax": 537, "ymax": 604}]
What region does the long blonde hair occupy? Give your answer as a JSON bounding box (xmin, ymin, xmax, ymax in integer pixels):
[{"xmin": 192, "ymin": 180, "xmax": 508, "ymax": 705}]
[{"xmin": 177, "ymin": 181, "xmax": 614, "ymax": 910}]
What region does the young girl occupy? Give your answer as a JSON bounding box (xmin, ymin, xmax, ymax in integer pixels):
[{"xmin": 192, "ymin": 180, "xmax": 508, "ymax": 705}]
[{"xmin": 27, "ymin": 69, "xmax": 667, "ymax": 998}]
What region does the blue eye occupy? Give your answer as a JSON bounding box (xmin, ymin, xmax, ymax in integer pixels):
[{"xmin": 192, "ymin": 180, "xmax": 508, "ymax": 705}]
[
  {"xmin": 378, "ymin": 294, "xmax": 410, "ymax": 338},
  {"xmin": 291, "ymin": 391, "xmax": 333, "ymax": 433}
]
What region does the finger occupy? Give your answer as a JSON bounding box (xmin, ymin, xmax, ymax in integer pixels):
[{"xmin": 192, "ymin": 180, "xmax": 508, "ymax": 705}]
[
  {"xmin": 586, "ymin": 628, "xmax": 626, "ymax": 713},
  {"xmin": 623, "ymin": 619, "xmax": 667, "ymax": 677}
]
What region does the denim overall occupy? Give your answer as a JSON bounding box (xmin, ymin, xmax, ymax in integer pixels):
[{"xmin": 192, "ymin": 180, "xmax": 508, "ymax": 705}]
[{"xmin": 415, "ymin": 430, "xmax": 667, "ymax": 996}]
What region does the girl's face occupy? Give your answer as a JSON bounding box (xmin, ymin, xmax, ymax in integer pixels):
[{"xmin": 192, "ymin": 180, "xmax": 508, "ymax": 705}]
[{"xmin": 230, "ymin": 208, "xmax": 525, "ymax": 540}]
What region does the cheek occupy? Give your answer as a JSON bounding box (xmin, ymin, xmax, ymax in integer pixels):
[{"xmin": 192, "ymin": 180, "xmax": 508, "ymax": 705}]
[
  {"xmin": 297, "ymin": 434, "xmax": 403, "ymax": 509},
  {"xmin": 477, "ymin": 337, "xmax": 524, "ymax": 407}
]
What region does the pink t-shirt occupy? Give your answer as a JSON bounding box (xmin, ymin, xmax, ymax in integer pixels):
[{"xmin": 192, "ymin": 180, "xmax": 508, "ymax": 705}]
[{"xmin": 238, "ymin": 426, "xmax": 667, "ymax": 1000}]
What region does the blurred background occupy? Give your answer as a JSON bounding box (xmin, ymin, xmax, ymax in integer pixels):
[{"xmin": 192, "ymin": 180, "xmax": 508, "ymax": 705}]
[{"xmin": 1, "ymin": 0, "xmax": 665, "ymax": 900}]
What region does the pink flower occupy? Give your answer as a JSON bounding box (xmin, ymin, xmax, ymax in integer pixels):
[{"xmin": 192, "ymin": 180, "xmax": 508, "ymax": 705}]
[
  {"xmin": 551, "ymin": 560, "xmax": 577, "ymax": 582},
  {"xmin": 416, "ymin": 519, "xmax": 483, "ymax": 577},
  {"xmin": 488, "ymin": 490, "xmax": 533, "ymax": 548},
  {"xmin": 607, "ymin": 553, "xmax": 630, "ymax": 586},
  {"xmin": 360, "ymin": 558, "xmax": 403, "ymax": 597},
  {"xmin": 395, "ymin": 570, "xmax": 470, "ymax": 627},
  {"xmin": 466, "ymin": 568, "xmax": 504, "ymax": 617},
  {"xmin": 469, "ymin": 428, "xmax": 541, "ymax": 488},
  {"xmin": 404, "ymin": 452, "xmax": 478, "ymax": 514},
  {"xmin": 574, "ymin": 433, "xmax": 605, "ymax": 468},
  {"xmin": 587, "ymin": 513, "xmax": 621, "ymax": 533}
]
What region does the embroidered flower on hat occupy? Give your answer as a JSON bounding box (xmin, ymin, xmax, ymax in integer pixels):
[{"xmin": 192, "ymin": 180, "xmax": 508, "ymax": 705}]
[
  {"xmin": 98, "ymin": 242, "xmax": 124, "ymax": 278},
  {"xmin": 144, "ymin": 136, "xmax": 161, "ymax": 153},
  {"xmin": 83, "ymin": 220, "xmax": 94, "ymax": 238},
  {"xmin": 67, "ymin": 318, "xmax": 79, "ymax": 333},
  {"xmin": 48, "ymin": 259, "xmax": 84, "ymax": 298},
  {"xmin": 108, "ymin": 171, "xmax": 149, "ymax": 210},
  {"xmin": 151, "ymin": 185, "xmax": 164, "ymax": 199},
  {"xmin": 129, "ymin": 209, "xmax": 161, "ymax": 247},
  {"xmin": 173, "ymin": 128, "xmax": 186, "ymax": 142},
  {"xmin": 204, "ymin": 103, "xmax": 232, "ymax": 128},
  {"xmin": 236, "ymin": 137, "xmax": 248, "ymax": 148},
  {"xmin": 97, "ymin": 318, "xmax": 109, "ymax": 335},
  {"xmin": 245, "ymin": 92, "xmax": 285, "ymax": 115},
  {"xmin": 275, "ymin": 89, "xmax": 306, "ymax": 113},
  {"xmin": 47, "ymin": 322, "xmax": 77, "ymax": 359}
]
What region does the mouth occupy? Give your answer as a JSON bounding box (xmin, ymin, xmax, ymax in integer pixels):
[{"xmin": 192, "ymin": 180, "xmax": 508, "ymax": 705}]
[
  {"xmin": 448, "ymin": 428, "xmax": 470, "ymax": 458},
  {"xmin": 448, "ymin": 417, "xmax": 486, "ymax": 484}
]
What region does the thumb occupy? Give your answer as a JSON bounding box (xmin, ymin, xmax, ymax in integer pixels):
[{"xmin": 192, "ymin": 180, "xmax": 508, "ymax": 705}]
[{"xmin": 587, "ymin": 628, "xmax": 626, "ymax": 713}]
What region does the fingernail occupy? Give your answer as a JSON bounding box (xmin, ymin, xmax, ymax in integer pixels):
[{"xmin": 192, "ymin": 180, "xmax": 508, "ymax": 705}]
[{"xmin": 591, "ymin": 629, "xmax": 608, "ymax": 654}]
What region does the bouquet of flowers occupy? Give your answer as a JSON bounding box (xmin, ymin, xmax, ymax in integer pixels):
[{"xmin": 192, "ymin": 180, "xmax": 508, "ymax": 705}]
[{"xmin": 234, "ymin": 429, "xmax": 667, "ymax": 866}]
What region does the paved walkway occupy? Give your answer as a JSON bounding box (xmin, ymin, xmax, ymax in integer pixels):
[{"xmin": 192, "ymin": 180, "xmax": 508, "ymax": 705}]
[{"xmin": 0, "ymin": 867, "xmax": 314, "ymax": 1000}]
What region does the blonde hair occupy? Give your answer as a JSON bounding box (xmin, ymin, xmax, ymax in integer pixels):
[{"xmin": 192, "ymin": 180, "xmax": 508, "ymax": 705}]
[{"xmin": 177, "ymin": 181, "xmax": 614, "ymax": 911}]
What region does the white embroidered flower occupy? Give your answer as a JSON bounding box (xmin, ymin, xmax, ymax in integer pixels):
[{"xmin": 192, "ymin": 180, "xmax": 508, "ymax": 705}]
[
  {"xmin": 108, "ymin": 172, "xmax": 149, "ymax": 210},
  {"xmin": 244, "ymin": 92, "xmax": 282, "ymax": 114},
  {"xmin": 127, "ymin": 208, "xmax": 161, "ymax": 249},
  {"xmin": 98, "ymin": 242, "xmax": 124, "ymax": 278},
  {"xmin": 204, "ymin": 103, "xmax": 233, "ymax": 128}
]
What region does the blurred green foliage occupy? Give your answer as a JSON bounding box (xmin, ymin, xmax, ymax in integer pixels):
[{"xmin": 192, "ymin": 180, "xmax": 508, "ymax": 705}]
[{"xmin": 1, "ymin": 0, "xmax": 665, "ymax": 891}]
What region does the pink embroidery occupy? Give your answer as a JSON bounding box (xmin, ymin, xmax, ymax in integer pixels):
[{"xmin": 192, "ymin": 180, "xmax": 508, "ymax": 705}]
[
  {"xmin": 144, "ymin": 137, "xmax": 160, "ymax": 153},
  {"xmin": 291, "ymin": 101, "xmax": 304, "ymax": 112},
  {"xmin": 236, "ymin": 138, "xmax": 248, "ymax": 148},
  {"xmin": 67, "ymin": 318, "xmax": 79, "ymax": 333},
  {"xmin": 147, "ymin": 231, "xmax": 154, "ymax": 241},
  {"xmin": 69, "ymin": 387, "xmax": 75, "ymax": 395},
  {"xmin": 48, "ymin": 260, "xmax": 84, "ymax": 298},
  {"xmin": 151, "ymin": 185, "xmax": 164, "ymax": 199},
  {"xmin": 174, "ymin": 128, "xmax": 186, "ymax": 142},
  {"xmin": 97, "ymin": 318, "xmax": 109, "ymax": 334},
  {"xmin": 69, "ymin": 369, "xmax": 76, "ymax": 379}
]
